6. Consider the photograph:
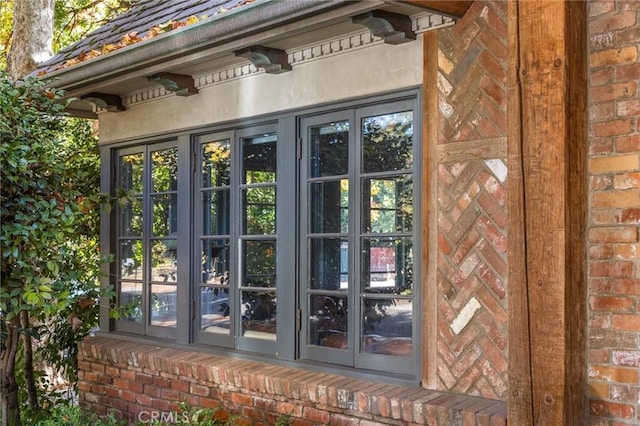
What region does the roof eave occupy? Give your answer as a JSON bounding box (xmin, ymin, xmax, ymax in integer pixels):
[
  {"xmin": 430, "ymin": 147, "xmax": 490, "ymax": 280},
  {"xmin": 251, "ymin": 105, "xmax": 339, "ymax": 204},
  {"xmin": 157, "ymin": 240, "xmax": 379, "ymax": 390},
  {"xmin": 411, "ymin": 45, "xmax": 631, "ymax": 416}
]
[{"xmin": 43, "ymin": 0, "xmax": 362, "ymax": 95}]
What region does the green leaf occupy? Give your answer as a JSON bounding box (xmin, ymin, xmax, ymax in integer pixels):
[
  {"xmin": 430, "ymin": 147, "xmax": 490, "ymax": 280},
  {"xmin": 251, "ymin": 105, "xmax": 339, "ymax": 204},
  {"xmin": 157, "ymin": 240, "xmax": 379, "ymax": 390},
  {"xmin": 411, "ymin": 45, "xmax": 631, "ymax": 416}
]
[{"xmin": 26, "ymin": 292, "xmax": 40, "ymax": 305}]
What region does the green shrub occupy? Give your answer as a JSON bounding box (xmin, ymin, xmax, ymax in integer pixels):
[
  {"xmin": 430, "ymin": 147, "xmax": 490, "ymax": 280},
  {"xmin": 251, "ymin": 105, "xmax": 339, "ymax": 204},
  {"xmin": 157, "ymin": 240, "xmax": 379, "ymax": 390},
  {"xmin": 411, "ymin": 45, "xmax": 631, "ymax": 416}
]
[{"xmin": 29, "ymin": 404, "xmax": 125, "ymax": 426}]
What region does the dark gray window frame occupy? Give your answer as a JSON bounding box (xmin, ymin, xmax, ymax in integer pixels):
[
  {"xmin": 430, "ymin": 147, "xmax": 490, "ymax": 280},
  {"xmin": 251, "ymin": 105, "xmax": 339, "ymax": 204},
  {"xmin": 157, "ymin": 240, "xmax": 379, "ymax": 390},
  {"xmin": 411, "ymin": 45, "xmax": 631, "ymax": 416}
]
[
  {"xmin": 299, "ymin": 97, "xmax": 421, "ymax": 376},
  {"xmin": 110, "ymin": 138, "xmax": 191, "ymax": 341},
  {"xmin": 100, "ymin": 88, "xmax": 421, "ymax": 380}
]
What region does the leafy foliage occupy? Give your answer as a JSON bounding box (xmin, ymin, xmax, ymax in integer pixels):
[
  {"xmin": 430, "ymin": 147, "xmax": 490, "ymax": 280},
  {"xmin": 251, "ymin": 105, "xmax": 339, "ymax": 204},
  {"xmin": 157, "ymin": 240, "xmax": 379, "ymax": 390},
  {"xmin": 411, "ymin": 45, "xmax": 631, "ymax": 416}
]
[
  {"xmin": 0, "ymin": 71, "xmax": 114, "ymax": 420},
  {"xmin": 28, "ymin": 405, "xmax": 125, "ymax": 426}
]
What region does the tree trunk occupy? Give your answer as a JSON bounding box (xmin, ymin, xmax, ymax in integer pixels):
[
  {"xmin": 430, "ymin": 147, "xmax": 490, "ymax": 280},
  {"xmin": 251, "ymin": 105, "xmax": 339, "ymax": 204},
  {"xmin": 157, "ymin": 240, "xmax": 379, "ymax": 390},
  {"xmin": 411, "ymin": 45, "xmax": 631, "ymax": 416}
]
[
  {"xmin": 1, "ymin": 317, "xmax": 21, "ymax": 426},
  {"xmin": 21, "ymin": 311, "xmax": 38, "ymax": 410},
  {"xmin": 6, "ymin": 0, "xmax": 54, "ymax": 79}
]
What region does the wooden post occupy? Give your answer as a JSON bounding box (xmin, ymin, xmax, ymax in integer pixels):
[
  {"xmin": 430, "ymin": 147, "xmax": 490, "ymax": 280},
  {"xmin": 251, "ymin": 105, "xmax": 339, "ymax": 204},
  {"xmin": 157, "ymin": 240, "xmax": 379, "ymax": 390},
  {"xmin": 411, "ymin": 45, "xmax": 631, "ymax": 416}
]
[
  {"xmin": 422, "ymin": 30, "xmax": 439, "ymax": 389},
  {"xmin": 507, "ymin": 0, "xmax": 587, "ymax": 423}
]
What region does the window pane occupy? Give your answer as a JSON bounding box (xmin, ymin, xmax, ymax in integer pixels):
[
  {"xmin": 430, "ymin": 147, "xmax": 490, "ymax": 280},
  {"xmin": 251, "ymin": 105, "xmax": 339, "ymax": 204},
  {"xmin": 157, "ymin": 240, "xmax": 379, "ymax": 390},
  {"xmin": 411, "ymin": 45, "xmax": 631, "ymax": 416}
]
[
  {"xmin": 152, "ymin": 194, "xmax": 177, "ymax": 237},
  {"xmin": 119, "ymin": 240, "xmax": 143, "ymax": 280},
  {"xmin": 362, "ymin": 298, "xmax": 412, "ymax": 357},
  {"xmin": 309, "ymin": 121, "xmax": 349, "ymax": 178},
  {"xmin": 308, "ymin": 295, "xmax": 348, "ymax": 349},
  {"xmin": 243, "ymin": 186, "xmax": 276, "ymax": 235},
  {"xmin": 309, "ymin": 238, "xmax": 348, "ymax": 290},
  {"xmin": 202, "ymin": 189, "xmax": 230, "ymax": 236},
  {"xmin": 150, "ymin": 284, "xmax": 176, "ymax": 327},
  {"xmin": 242, "ymin": 240, "xmax": 276, "ymax": 288},
  {"xmin": 150, "ymin": 240, "xmax": 177, "ymax": 283},
  {"xmin": 241, "ymin": 290, "xmax": 276, "ymax": 337},
  {"xmin": 119, "ymin": 281, "xmax": 142, "ymax": 323},
  {"xmin": 362, "ymin": 176, "xmax": 413, "ymax": 233},
  {"xmin": 361, "ymin": 237, "xmax": 413, "ymax": 295},
  {"xmin": 362, "ymin": 111, "xmax": 413, "ymax": 173},
  {"xmin": 202, "ymin": 139, "xmax": 231, "ymax": 187},
  {"xmin": 119, "ymin": 153, "xmax": 143, "ymax": 193},
  {"xmin": 201, "ymin": 239, "xmax": 230, "ymax": 285},
  {"xmin": 243, "ymin": 133, "xmax": 277, "ymax": 184},
  {"xmin": 310, "ymin": 180, "xmax": 348, "ymax": 234},
  {"xmin": 120, "ymin": 196, "xmax": 143, "ymax": 237},
  {"xmin": 151, "ymin": 148, "xmax": 178, "ymax": 192},
  {"xmin": 201, "ymin": 286, "xmax": 230, "ymax": 334}
]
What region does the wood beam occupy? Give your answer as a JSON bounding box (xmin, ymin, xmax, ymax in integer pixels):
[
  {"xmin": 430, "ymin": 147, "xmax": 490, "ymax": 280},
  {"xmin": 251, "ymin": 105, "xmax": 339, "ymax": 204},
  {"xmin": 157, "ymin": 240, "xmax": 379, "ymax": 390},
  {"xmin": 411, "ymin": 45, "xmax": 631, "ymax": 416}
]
[
  {"xmin": 81, "ymin": 92, "xmax": 125, "ymax": 112},
  {"xmin": 147, "ymin": 72, "xmax": 198, "ymax": 96},
  {"xmin": 399, "ymin": 1, "xmax": 473, "ymax": 18},
  {"xmin": 234, "ymin": 45, "xmax": 292, "ymax": 74},
  {"xmin": 352, "ymin": 10, "xmax": 416, "ymax": 45},
  {"xmin": 507, "ymin": 0, "xmax": 587, "ymax": 424},
  {"xmin": 422, "ymin": 30, "xmax": 438, "ymax": 389}
]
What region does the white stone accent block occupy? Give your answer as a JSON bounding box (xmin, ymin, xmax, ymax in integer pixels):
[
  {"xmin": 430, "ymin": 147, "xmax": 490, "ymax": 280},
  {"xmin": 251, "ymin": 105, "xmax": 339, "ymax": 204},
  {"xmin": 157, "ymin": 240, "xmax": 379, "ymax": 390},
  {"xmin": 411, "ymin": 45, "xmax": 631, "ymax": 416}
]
[{"xmin": 450, "ymin": 297, "xmax": 482, "ymax": 335}]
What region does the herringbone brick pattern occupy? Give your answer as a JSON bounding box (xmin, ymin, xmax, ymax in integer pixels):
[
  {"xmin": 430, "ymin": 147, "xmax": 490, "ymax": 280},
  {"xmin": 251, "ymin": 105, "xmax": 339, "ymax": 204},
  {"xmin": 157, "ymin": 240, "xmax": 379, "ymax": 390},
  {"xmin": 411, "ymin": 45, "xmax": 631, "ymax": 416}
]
[
  {"xmin": 436, "ymin": 160, "xmax": 508, "ymax": 400},
  {"xmin": 437, "ymin": 0, "xmax": 507, "ymax": 144},
  {"xmin": 435, "ymin": 0, "xmax": 509, "ymax": 401}
]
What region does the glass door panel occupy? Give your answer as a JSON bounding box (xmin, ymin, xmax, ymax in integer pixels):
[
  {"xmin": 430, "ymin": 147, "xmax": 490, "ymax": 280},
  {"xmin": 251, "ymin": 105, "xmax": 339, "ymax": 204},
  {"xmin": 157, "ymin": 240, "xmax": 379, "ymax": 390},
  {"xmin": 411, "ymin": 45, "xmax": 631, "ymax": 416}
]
[
  {"xmin": 148, "ymin": 147, "xmax": 178, "ymax": 330},
  {"xmin": 237, "ymin": 128, "xmax": 277, "ymax": 351},
  {"xmin": 301, "ymin": 112, "xmax": 354, "ymax": 366},
  {"xmin": 196, "ymin": 133, "xmax": 234, "ymax": 346},
  {"xmin": 355, "ymin": 101, "xmax": 418, "ymax": 374}
]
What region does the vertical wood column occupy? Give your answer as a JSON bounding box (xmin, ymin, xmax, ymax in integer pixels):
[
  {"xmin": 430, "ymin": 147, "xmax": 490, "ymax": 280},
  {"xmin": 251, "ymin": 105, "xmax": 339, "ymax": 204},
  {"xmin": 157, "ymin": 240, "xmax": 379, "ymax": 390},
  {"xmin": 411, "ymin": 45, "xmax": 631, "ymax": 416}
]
[
  {"xmin": 422, "ymin": 30, "xmax": 438, "ymax": 389},
  {"xmin": 507, "ymin": 0, "xmax": 587, "ymax": 424}
]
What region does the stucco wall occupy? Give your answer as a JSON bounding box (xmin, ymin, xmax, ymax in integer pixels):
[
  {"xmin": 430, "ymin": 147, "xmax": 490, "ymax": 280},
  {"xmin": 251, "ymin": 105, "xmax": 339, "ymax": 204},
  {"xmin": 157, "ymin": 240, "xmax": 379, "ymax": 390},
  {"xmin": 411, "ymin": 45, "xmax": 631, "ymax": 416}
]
[{"xmin": 97, "ymin": 34, "xmax": 423, "ymax": 143}]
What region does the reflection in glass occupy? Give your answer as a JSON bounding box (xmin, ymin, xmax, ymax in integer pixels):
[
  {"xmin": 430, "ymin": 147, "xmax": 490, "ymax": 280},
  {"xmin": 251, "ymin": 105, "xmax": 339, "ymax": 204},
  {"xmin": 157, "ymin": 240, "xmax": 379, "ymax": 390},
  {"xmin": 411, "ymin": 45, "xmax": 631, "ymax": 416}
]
[
  {"xmin": 361, "ymin": 298, "xmax": 412, "ymax": 357},
  {"xmin": 200, "ymin": 286, "xmax": 230, "ymax": 334},
  {"xmin": 242, "ymin": 133, "xmax": 277, "ymax": 184},
  {"xmin": 152, "ymin": 194, "xmax": 177, "ymax": 237},
  {"xmin": 309, "ymin": 121, "xmax": 349, "ymax": 178},
  {"xmin": 119, "ymin": 240, "xmax": 143, "ymax": 281},
  {"xmin": 150, "ymin": 240, "xmax": 177, "ymax": 283},
  {"xmin": 151, "ymin": 148, "xmax": 178, "ymax": 192},
  {"xmin": 150, "ymin": 284, "xmax": 177, "ymax": 327},
  {"xmin": 202, "ymin": 189, "xmax": 230, "ymax": 236},
  {"xmin": 242, "ymin": 240, "xmax": 276, "ymax": 288},
  {"xmin": 119, "ymin": 281, "xmax": 142, "ymax": 323},
  {"xmin": 120, "ymin": 196, "xmax": 143, "ymax": 237},
  {"xmin": 363, "ymin": 176, "xmax": 412, "ymax": 233},
  {"xmin": 361, "ymin": 237, "xmax": 412, "ymax": 294},
  {"xmin": 308, "ymin": 295, "xmax": 348, "ymax": 349},
  {"xmin": 119, "ymin": 153, "xmax": 143, "ymax": 193},
  {"xmin": 362, "ymin": 111, "xmax": 413, "ymax": 173},
  {"xmin": 201, "ymin": 239, "xmax": 230, "ymax": 285},
  {"xmin": 243, "ymin": 187, "xmax": 276, "ymax": 235},
  {"xmin": 241, "ymin": 290, "xmax": 276, "ymax": 338},
  {"xmin": 310, "ymin": 180, "xmax": 348, "ymax": 234},
  {"xmin": 309, "ymin": 238, "xmax": 348, "ymax": 290},
  {"xmin": 202, "ymin": 140, "xmax": 231, "ymax": 187}
]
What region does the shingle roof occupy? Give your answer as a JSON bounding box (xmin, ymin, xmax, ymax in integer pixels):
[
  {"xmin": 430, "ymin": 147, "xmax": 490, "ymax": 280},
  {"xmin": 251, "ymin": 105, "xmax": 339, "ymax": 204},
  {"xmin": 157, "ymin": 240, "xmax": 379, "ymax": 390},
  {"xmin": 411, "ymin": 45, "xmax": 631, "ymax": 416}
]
[{"xmin": 37, "ymin": 0, "xmax": 257, "ymax": 75}]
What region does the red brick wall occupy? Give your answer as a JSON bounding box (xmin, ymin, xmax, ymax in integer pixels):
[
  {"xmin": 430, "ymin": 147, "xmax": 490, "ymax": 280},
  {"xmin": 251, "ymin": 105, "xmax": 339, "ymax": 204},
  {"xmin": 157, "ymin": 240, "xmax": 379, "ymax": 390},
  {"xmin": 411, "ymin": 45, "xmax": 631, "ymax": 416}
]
[
  {"xmin": 588, "ymin": 0, "xmax": 640, "ymax": 424},
  {"xmin": 78, "ymin": 1, "xmax": 640, "ymax": 424},
  {"xmin": 78, "ymin": 336, "xmax": 507, "ymax": 425},
  {"xmin": 435, "ymin": 0, "xmax": 509, "ymax": 400}
]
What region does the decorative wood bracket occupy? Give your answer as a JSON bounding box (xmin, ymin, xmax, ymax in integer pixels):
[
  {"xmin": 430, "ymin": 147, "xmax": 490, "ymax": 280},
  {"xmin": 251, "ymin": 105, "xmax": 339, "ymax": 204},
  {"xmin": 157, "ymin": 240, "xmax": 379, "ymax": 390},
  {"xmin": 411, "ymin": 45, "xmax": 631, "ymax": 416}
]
[
  {"xmin": 352, "ymin": 10, "xmax": 416, "ymax": 45},
  {"xmin": 234, "ymin": 45, "xmax": 292, "ymax": 74},
  {"xmin": 81, "ymin": 92, "xmax": 125, "ymax": 112},
  {"xmin": 147, "ymin": 72, "xmax": 199, "ymax": 96}
]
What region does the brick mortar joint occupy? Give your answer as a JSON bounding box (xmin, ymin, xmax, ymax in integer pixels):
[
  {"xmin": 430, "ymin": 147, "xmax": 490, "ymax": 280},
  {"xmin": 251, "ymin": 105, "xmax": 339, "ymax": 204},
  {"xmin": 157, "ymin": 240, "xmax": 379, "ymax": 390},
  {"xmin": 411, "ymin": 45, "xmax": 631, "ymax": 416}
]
[{"xmin": 79, "ymin": 337, "xmax": 507, "ymax": 420}]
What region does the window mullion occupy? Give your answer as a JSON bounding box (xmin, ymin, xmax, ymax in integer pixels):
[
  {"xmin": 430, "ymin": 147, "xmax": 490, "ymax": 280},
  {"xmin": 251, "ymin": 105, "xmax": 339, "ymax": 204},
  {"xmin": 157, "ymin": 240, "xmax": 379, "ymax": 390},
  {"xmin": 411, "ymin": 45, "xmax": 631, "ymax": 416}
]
[{"xmin": 351, "ymin": 110, "xmax": 361, "ymax": 364}]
